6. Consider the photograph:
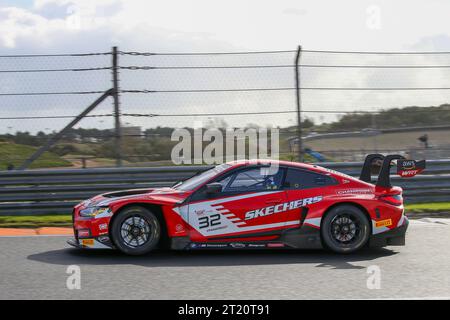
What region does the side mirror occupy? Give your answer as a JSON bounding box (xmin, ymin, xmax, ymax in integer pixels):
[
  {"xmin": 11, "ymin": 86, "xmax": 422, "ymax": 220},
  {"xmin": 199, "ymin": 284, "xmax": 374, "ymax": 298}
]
[{"xmin": 205, "ymin": 182, "xmax": 222, "ymax": 194}]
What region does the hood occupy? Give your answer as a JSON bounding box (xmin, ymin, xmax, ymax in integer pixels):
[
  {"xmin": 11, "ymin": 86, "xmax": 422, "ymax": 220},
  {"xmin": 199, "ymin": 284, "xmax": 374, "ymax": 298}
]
[{"xmin": 81, "ymin": 187, "xmax": 191, "ymax": 208}]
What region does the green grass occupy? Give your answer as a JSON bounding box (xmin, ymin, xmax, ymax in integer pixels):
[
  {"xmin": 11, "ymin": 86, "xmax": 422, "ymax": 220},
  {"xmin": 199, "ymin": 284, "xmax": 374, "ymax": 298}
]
[
  {"xmin": 405, "ymin": 202, "xmax": 450, "ymax": 213},
  {"xmin": 0, "ymin": 142, "xmax": 72, "ymax": 169},
  {"xmin": 305, "ymin": 129, "xmax": 450, "ymax": 154},
  {"xmin": 0, "ymin": 215, "xmax": 72, "ymax": 228}
]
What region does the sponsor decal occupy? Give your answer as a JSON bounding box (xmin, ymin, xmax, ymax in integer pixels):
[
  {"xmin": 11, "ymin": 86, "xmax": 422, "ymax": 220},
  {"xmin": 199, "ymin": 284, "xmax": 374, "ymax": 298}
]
[
  {"xmin": 247, "ymin": 244, "xmax": 266, "ymax": 248},
  {"xmin": 195, "ymin": 209, "xmax": 206, "ymax": 216},
  {"xmin": 337, "ymin": 189, "xmax": 372, "ymax": 195},
  {"xmin": 244, "ymin": 196, "xmax": 323, "ymax": 220},
  {"xmin": 77, "ymin": 229, "xmax": 90, "ymax": 238},
  {"xmin": 175, "ymin": 224, "xmax": 185, "ymax": 233},
  {"xmin": 190, "ymin": 242, "xmax": 270, "ymax": 249},
  {"xmin": 81, "ymin": 239, "xmax": 94, "ymax": 246},
  {"xmin": 397, "ymin": 159, "xmax": 425, "ymax": 177},
  {"xmin": 267, "ymin": 243, "xmax": 285, "ymax": 248},
  {"xmin": 399, "ymin": 160, "xmax": 416, "ymax": 170},
  {"xmin": 99, "ymin": 223, "xmax": 108, "ymax": 230},
  {"xmin": 98, "ymin": 236, "xmax": 110, "ymax": 243},
  {"xmin": 229, "ymin": 243, "xmax": 246, "ymax": 248},
  {"xmin": 399, "ymin": 170, "xmax": 420, "ymax": 177},
  {"xmin": 375, "ymin": 219, "xmax": 392, "ymax": 228},
  {"xmin": 205, "ymin": 243, "xmax": 228, "ymax": 248}
]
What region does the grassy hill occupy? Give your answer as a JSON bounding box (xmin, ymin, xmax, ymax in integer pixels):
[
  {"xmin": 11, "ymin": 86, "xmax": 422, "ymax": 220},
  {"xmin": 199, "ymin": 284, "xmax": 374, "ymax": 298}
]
[
  {"xmin": 319, "ymin": 104, "xmax": 450, "ymax": 132},
  {"xmin": 0, "ymin": 142, "xmax": 72, "ymax": 170},
  {"xmin": 306, "ymin": 129, "xmax": 450, "ymax": 151}
]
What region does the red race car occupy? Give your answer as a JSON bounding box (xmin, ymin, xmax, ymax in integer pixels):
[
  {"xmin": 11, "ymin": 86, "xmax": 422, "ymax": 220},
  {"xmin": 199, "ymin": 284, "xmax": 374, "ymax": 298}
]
[{"xmin": 67, "ymin": 154, "xmax": 425, "ymax": 255}]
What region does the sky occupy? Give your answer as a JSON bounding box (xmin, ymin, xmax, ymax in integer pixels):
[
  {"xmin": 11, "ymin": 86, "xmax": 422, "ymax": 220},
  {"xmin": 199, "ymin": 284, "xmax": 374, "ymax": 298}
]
[
  {"xmin": 0, "ymin": 0, "xmax": 450, "ymax": 133},
  {"xmin": 1, "ymin": 0, "xmax": 450, "ymax": 52}
]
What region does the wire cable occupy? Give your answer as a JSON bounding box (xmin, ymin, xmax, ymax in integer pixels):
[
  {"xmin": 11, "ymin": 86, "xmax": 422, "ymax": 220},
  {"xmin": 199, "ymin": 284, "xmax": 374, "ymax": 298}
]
[
  {"xmin": 121, "ymin": 87, "xmax": 450, "ymax": 94},
  {"xmin": 302, "ymin": 49, "xmax": 450, "ymax": 54},
  {"xmin": 121, "ymin": 88, "xmax": 295, "ymax": 93},
  {"xmin": 120, "ymin": 49, "xmax": 450, "ymax": 56},
  {"xmin": 3, "ymin": 107, "xmax": 449, "ymax": 121},
  {"xmin": 120, "ymin": 108, "xmax": 450, "ymax": 117},
  {"xmin": 0, "ymin": 114, "xmax": 114, "ymax": 120},
  {"xmin": 0, "ymin": 52, "xmax": 111, "ymax": 58},
  {"xmin": 120, "ymin": 65, "xmax": 295, "ymax": 70},
  {"xmin": 0, "ymin": 67, "xmax": 112, "ymax": 73},
  {"xmin": 119, "ymin": 50, "xmax": 296, "ymax": 56},
  {"xmin": 15, "ymin": 87, "xmax": 436, "ymax": 97},
  {"xmin": 0, "ymin": 90, "xmax": 107, "ymax": 96},
  {"xmin": 120, "ymin": 64, "xmax": 450, "ymax": 70}
]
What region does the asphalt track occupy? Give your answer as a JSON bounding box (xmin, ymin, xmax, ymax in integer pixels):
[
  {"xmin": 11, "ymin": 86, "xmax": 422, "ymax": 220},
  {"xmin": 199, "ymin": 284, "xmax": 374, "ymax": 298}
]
[{"xmin": 1, "ymin": 219, "xmax": 449, "ymax": 300}]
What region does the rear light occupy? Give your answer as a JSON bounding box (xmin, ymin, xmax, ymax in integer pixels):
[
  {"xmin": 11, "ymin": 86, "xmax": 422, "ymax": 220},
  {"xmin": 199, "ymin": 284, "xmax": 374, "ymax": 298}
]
[{"xmin": 379, "ymin": 194, "xmax": 403, "ymax": 206}]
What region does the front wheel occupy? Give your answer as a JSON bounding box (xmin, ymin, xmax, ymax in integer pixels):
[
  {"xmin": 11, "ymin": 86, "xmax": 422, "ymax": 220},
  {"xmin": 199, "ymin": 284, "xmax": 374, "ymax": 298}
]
[
  {"xmin": 321, "ymin": 205, "xmax": 370, "ymax": 254},
  {"xmin": 110, "ymin": 206, "xmax": 161, "ymax": 255}
]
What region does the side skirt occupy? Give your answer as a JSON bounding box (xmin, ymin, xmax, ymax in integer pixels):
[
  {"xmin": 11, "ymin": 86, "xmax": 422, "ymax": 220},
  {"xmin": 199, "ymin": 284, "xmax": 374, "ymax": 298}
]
[
  {"xmin": 279, "ymin": 225, "xmax": 323, "ymax": 249},
  {"xmin": 169, "ymin": 225, "xmax": 323, "ymax": 250}
]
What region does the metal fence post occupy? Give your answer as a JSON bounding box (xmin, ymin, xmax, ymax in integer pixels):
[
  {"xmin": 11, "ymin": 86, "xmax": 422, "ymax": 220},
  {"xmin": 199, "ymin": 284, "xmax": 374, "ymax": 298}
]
[
  {"xmin": 18, "ymin": 90, "xmax": 114, "ymax": 170},
  {"xmin": 112, "ymin": 46, "xmax": 123, "ymax": 167},
  {"xmin": 295, "ymin": 45, "xmax": 303, "ymax": 162}
]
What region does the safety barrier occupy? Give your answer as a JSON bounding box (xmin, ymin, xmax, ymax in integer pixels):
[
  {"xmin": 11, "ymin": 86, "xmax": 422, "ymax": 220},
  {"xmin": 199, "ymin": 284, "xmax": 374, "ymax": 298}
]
[{"xmin": 0, "ymin": 160, "xmax": 449, "ymax": 215}]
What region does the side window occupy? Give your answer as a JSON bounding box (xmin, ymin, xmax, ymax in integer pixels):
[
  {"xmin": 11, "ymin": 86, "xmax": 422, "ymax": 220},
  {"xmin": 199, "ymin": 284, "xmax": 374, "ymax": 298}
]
[
  {"xmin": 220, "ymin": 167, "xmax": 284, "ymax": 193},
  {"xmin": 216, "ymin": 175, "xmax": 232, "ymax": 190},
  {"xmin": 284, "ymin": 168, "xmax": 336, "ymax": 190}
]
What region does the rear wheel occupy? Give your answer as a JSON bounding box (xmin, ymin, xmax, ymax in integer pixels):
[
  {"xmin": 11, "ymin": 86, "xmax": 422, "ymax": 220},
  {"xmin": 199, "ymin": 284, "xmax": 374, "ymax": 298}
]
[
  {"xmin": 110, "ymin": 206, "xmax": 161, "ymax": 255},
  {"xmin": 321, "ymin": 205, "xmax": 370, "ymax": 254}
]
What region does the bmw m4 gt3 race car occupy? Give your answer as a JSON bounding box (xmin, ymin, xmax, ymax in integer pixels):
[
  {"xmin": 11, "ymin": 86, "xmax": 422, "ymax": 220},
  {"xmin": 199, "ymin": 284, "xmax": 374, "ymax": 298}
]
[{"xmin": 67, "ymin": 154, "xmax": 425, "ymax": 255}]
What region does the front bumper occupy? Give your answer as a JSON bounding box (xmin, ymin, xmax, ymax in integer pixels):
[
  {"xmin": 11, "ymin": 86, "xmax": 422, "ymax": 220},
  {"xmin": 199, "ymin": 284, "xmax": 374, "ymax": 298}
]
[
  {"xmin": 71, "ymin": 204, "xmax": 114, "ymax": 249},
  {"xmin": 369, "ymin": 217, "xmax": 409, "ymax": 247},
  {"xmin": 67, "ymin": 236, "xmax": 114, "ymax": 249}
]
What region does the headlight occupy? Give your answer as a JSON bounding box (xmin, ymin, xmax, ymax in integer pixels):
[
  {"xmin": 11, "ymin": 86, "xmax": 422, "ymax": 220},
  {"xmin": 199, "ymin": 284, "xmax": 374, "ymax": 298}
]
[{"xmin": 79, "ymin": 207, "xmax": 112, "ymax": 218}]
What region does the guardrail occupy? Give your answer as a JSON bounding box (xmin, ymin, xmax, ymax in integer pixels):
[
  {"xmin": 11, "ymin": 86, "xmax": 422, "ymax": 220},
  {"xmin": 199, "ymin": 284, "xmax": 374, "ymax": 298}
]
[{"xmin": 1, "ymin": 160, "xmax": 449, "ymax": 215}]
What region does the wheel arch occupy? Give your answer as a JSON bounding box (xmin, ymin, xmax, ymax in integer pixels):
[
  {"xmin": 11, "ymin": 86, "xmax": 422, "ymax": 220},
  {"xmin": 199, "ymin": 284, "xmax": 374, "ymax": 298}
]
[
  {"xmin": 109, "ymin": 202, "xmax": 169, "ymax": 248},
  {"xmin": 321, "ymin": 201, "xmax": 373, "ymax": 234}
]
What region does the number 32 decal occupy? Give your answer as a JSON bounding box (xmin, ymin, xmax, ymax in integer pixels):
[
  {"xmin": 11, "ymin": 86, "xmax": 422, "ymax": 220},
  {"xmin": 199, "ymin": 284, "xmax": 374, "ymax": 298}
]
[{"xmin": 199, "ymin": 214, "xmax": 221, "ymax": 229}]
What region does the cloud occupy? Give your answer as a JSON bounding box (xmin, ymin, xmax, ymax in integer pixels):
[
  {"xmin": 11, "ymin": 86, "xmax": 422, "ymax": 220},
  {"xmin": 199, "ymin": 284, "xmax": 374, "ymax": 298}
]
[
  {"xmin": 282, "ymin": 7, "xmax": 307, "ymax": 16},
  {"xmin": 409, "ymin": 34, "xmax": 450, "ymax": 51},
  {"xmin": 0, "ymin": 1, "xmax": 124, "ymax": 49},
  {"xmin": 0, "ymin": 7, "xmax": 46, "ymax": 48},
  {"xmin": 0, "ymin": 0, "xmax": 450, "ymax": 133},
  {"xmin": 0, "ymin": 1, "xmax": 261, "ymax": 133},
  {"xmin": 0, "ymin": 0, "xmax": 240, "ymax": 53}
]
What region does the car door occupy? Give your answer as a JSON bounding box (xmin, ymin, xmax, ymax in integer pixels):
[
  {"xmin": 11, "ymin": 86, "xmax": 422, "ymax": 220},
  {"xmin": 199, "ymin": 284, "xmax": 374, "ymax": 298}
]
[
  {"xmin": 283, "ymin": 167, "xmax": 337, "ymax": 228},
  {"xmin": 186, "ymin": 166, "xmax": 289, "ymax": 241}
]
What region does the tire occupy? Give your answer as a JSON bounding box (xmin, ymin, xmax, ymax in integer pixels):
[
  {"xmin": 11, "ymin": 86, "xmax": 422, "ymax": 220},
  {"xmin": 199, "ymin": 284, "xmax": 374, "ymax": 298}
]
[
  {"xmin": 321, "ymin": 205, "xmax": 370, "ymax": 254},
  {"xmin": 110, "ymin": 206, "xmax": 161, "ymax": 255}
]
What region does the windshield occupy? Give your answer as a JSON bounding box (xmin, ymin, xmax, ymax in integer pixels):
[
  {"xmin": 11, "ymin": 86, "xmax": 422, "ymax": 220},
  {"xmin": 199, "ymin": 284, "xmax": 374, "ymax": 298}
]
[{"xmin": 173, "ymin": 163, "xmax": 231, "ymax": 191}]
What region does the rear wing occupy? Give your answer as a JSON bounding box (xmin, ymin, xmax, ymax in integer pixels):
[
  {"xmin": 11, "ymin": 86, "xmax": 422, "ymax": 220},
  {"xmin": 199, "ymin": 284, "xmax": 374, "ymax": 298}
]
[{"xmin": 359, "ymin": 154, "xmax": 426, "ymax": 188}]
